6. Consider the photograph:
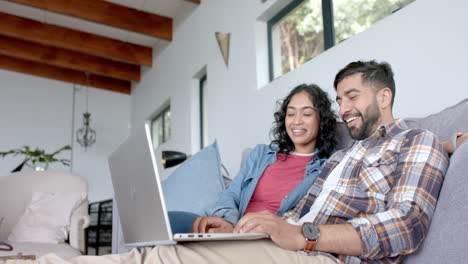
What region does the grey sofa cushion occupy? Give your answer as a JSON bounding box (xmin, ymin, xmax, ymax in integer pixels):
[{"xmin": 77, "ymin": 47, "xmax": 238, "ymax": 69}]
[
  {"xmin": 404, "ymin": 98, "xmax": 468, "ymax": 141},
  {"xmin": 404, "ymin": 141, "xmax": 468, "ymax": 263},
  {"xmin": 336, "ymin": 99, "xmax": 468, "ymax": 150}
]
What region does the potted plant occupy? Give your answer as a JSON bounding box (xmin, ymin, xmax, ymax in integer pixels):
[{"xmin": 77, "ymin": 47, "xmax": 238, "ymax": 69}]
[{"xmin": 0, "ymin": 145, "xmax": 72, "ymax": 171}]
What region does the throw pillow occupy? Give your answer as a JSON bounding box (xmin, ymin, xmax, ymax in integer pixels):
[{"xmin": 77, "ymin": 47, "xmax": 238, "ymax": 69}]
[
  {"xmin": 162, "ymin": 141, "xmax": 225, "ymax": 216},
  {"xmin": 8, "ymin": 192, "xmax": 86, "ymax": 244}
]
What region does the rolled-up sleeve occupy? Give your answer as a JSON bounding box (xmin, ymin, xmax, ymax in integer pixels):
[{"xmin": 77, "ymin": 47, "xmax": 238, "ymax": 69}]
[{"xmin": 349, "ymin": 130, "xmax": 448, "ymax": 259}]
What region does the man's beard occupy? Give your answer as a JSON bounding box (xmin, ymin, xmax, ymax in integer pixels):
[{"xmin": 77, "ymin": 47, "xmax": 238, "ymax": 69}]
[{"xmin": 348, "ymin": 100, "xmax": 381, "ymax": 140}]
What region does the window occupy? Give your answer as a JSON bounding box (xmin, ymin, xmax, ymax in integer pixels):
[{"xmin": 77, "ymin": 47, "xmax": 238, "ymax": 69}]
[
  {"xmin": 151, "ymin": 105, "xmax": 171, "ymax": 148},
  {"xmin": 199, "ymin": 74, "xmax": 208, "ymax": 149},
  {"xmin": 268, "ymin": 0, "xmax": 415, "ymax": 80},
  {"xmin": 333, "ymin": 0, "xmax": 415, "ymax": 44}
]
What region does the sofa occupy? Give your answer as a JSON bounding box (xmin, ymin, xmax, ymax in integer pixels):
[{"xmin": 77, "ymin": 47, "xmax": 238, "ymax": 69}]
[
  {"xmin": 0, "ymin": 170, "xmax": 90, "ymax": 259},
  {"xmin": 333, "ymin": 98, "xmax": 468, "ymax": 263},
  {"xmin": 112, "ymin": 99, "xmax": 467, "ymax": 262},
  {"xmin": 236, "ymin": 98, "xmax": 468, "ymax": 263}
]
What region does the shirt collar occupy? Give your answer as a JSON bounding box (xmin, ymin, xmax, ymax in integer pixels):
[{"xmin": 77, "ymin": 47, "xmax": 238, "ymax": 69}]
[
  {"xmin": 265, "ymin": 145, "xmax": 278, "ymax": 155},
  {"xmin": 267, "ymin": 146, "xmax": 322, "ymax": 161},
  {"xmin": 357, "ymin": 119, "xmax": 408, "ymax": 144}
]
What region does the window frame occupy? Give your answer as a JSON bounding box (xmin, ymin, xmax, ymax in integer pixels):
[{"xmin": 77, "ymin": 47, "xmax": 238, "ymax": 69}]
[
  {"xmin": 267, "ymin": 0, "xmax": 336, "ymax": 81},
  {"xmin": 150, "ymin": 105, "xmax": 171, "ymax": 148},
  {"xmin": 267, "ymin": 0, "xmax": 411, "ymax": 81},
  {"xmin": 199, "ymin": 74, "xmax": 207, "ymax": 149}
]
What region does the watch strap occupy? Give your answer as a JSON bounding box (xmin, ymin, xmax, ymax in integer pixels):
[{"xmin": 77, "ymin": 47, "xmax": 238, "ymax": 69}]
[
  {"xmin": 302, "ymin": 222, "xmax": 319, "ymax": 253},
  {"xmin": 303, "ymin": 238, "xmax": 317, "ymax": 253}
]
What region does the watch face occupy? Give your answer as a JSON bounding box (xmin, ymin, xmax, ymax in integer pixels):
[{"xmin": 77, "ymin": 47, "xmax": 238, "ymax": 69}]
[{"xmin": 302, "ymin": 223, "xmax": 320, "ymax": 240}]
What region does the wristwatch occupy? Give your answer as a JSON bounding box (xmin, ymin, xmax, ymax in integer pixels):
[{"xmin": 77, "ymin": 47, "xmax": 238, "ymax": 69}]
[{"xmin": 302, "ymin": 222, "xmax": 320, "ymax": 252}]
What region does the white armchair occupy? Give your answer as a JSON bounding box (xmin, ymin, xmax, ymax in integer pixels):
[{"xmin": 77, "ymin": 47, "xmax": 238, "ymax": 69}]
[{"xmin": 0, "ymin": 171, "xmax": 90, "ymax": 259}]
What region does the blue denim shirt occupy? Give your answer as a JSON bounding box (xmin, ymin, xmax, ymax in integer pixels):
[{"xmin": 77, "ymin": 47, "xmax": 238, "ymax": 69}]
[{"xmin": 205, "ymin": 144, "xmax": 326, "ymax": 226}]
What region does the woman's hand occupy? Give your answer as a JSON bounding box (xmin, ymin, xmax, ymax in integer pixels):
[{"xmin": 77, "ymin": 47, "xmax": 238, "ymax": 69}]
[
  {"xmin": 234, "ymin": 210, "xmax": 305, "ymax": 251},
  {"xmin": 192, "ymin": 216, "xmax": 234, "ymax": 233},
  {"xmin": 443, "ymin": 132, "xmax": 468, "ymax": 155}
]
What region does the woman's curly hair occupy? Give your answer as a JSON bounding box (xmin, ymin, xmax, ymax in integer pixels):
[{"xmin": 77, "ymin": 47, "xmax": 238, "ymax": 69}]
[{"xmin": 270, "ymin": 83, "xmax": 337, "ymax": 159}]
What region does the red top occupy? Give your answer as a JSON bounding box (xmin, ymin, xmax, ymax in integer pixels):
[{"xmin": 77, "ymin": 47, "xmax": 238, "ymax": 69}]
[{"xmin": 243, "ymin": 152, "xmax": 313, "ymax": 215}]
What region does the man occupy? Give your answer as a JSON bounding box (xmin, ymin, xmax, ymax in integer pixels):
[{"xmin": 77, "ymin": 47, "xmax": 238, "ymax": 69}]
[
  {"xmin": 42, "ymin": 60, "xmax": 448, "ymax": 264},
  {"xmin": 230, "ymin": 60, "xmax": 448, "ymax": 263}
]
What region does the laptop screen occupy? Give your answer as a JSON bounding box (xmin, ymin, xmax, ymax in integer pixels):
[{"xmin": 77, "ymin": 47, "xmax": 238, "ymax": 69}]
[{"xmin": 108, "ymin": 124, "xmax": 176, "ymax": 247}]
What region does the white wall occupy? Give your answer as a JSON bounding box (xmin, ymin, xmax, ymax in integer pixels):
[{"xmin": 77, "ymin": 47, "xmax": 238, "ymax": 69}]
[
  {"xmin": 0, "ymin": 70, "xmax": 73, "ymax": 173},
  {"xmin": 131, "ymin": 0, "xmax": 468, "ymax": 178},
  {"xmin": 0, "ymin": 70, "xmax": 130, "ymax": 202},
  {"xmin": 72, "ymin": 85, "xmax": 131, "ymax": 202}
]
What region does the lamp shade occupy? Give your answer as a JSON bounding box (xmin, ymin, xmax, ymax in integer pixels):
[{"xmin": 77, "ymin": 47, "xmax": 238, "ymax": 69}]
[
  {"xmin": 11, "ymin": 159, "xmax": 28, "ymax": 173},
  {"xmin": 161, "ymin": 151, "xmax": 188, "ymax": 169}
]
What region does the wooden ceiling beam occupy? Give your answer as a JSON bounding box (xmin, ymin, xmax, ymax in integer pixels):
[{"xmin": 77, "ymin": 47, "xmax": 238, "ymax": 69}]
[
  {"xmin": 6, "ymin": 0, "xmax": 172, "ymax": 40},
  {"xmin": 88, "ymin": 74, "xmax": 132, "ymax": 95},
  {"xmin": 0, "ymin": 35, "xmax": 140, "ymax": 82},
  {"xmin": 0, "ymin": 54, "xmax": 131, "ymax": 94},
  {"xmin": 185, "ymin": 0, "xmax": 202, "ymax": 3},
  {"xmin": 0, "ymin": 12, "xmax": 152, "ymax": 66}
]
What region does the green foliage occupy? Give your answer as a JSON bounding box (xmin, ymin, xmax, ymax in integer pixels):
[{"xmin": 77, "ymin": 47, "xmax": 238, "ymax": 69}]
[
  {"xmin": 0, "ymin": 145, "xmax": 72, "ymax": 169},
  {"xmin": 333, "ymin": 0, "xmax": 415, "ymax": 43},
  {"xmin": 275, "ymin": 0, "xmax": 415, "ymax": 75}
]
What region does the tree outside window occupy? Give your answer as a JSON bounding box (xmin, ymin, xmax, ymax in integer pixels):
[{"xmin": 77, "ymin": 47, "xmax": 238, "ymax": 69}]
[
  {"xmin": 269, "ymin": 0, "xmax": 415, "ymax": 79},
  {"xmin": 334, "ymin": 0, "xmax": 414, "ymax": 44}
]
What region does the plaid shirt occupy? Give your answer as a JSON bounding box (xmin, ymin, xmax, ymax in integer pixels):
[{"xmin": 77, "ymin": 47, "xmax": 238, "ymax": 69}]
[{"xmin": 286, "ymin": 120, "xmax": 448, "ymax": 264}]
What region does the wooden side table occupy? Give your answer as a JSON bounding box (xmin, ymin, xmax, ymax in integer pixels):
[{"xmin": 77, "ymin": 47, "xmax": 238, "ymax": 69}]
[{"xmin": 0, "ymin": 253, "xmax": 36, "ymax": 260}]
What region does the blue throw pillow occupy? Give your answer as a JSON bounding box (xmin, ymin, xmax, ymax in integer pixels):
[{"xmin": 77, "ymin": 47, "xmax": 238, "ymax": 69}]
[{"xmin": 161, "ymin": 141, "xmax": 225, "ymax": 216}]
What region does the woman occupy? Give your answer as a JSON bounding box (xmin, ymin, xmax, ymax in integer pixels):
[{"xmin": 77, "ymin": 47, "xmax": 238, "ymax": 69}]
[{"xmin": 183, "ymin": 83, "xmax": 337, "ymax": 233}]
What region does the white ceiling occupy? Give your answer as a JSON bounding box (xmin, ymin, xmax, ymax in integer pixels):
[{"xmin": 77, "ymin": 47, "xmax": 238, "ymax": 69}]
[{"xmin": 0, "ymin": 0, "xmax": 199, "ymax": 48}]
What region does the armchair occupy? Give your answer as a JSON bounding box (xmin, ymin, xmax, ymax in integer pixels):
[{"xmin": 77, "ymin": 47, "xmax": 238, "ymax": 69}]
[{"xmin": 0, "ymin": 171, "xmax": 90, "ymax": 259}]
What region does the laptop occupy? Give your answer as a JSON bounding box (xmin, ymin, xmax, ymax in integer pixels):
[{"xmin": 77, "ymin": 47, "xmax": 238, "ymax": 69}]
[{"xmin": 108, "ymin": 124, "xmax": 269, "ymax": 247}]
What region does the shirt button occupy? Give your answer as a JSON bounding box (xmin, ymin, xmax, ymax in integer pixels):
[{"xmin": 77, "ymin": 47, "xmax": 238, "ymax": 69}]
[{"xmin": 284, "ymin": 195, "xmax": 288, "ymax": 199}]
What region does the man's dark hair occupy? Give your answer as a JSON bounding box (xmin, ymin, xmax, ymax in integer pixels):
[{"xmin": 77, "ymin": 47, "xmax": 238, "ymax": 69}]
[
  {"xmin": 270, "ymin": 83, "xmax": 337, "ymax": 159},
  {"xmin": 333, "ymin": 60, "xmax": 396, "ymax": 107}
]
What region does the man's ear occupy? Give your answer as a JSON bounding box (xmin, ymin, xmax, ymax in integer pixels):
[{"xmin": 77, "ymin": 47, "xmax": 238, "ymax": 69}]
[{"xmin": 378, "ymin": 87, "xmax": 392, "ymax": 109}]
